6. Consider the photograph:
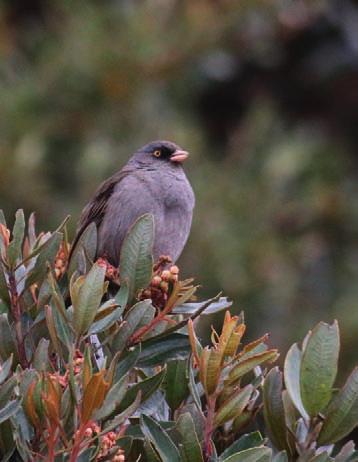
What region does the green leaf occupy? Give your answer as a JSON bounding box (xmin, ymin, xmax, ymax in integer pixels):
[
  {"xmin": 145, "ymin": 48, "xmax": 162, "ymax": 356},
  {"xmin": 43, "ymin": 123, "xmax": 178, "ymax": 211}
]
[
  {"xmin": 300, "ymin": 321, "xmax": 339, "ymax": 417},
  {"xmin": 8, "ymin": 210, "xmax": 25, "ymax": 267},
  {"xmin": 144, "ymin": 439, "xmax": 163, "ymax": 462},
  {"xmin": 0, "ymin": 400, "xmax": 21, "ymax": 424},
  {"xmin": 0, "ymin": 356, "xmax": 13, "ymax": 384},
  {"xmin": 119, "ymin": 214, "xmax": 154, "ymax": 302},
  {"xmin": 138, "ymin": 333, "xmax": 191, "ymax": 368},
  {"xmin": 88, "ymin": 301, "xmax": 124, "ymax": 335},
  {"xmin": 0, "ymin": 264, "xmax": 10, "ymax": 306},
  {"xmin": 73, "ymin": 263, "xmax": 106, "ymax": 336},
  {"xmin": 176, "ymin": 413, "xmax": 204, "ymax": 462},
  {"xmin": 165, "ymin": 359, "xmax": 189, "ymax": 411},
  {"xmin": 119, "ymin": 367, "xmax": 166, "ymax": 411},
  {"xmin": 222, "ymin": 447, "xmax": 272, "ymax": 462},
  {"xmin": 309, "ymin": 453, "xmax": 331, "ymax": 462},
  {"xmin": 94, "ymin": 375, "xmax": 128, "ymax": 420},
  {"xmin": 318, "ymin": 366, "xmax": 358, "ymax": 445},
  {"xmin": 284, "ymin": 343, "xmax": 309, "ymax": 420},
  {"xmin": 0, "ymin": 315, "xmax": 18, "ymax": 364},
  {"xmin": 335, "ymin": 441, "xmax": 357, "ymax": 462},
  {"xmin": 32, "ymin": 339, "xmax": 50, "ymax": 372},
  {"xmin": 263, "ymin": 367, "xmax": 290, "ymax": 452},
  {"xmin": 114, "ymin": 345, "xmax": 141, "ymax": 382},
  {"xmin": 140, "ymin": 414, "xmax": 180, "ymax": 462},
  {"xmin": 214, "ymin": 385, "xmax": 253, "ymax": 427},
  {"xmin": 188, "ymin": 362, "xmax": 202, "ymax": 411},
  {"xmin": 25, "ymin": 232, "xmax": 62, "ymax": 289},
  {"xmin": 0, "ymin": 376, "xmax": 17, "ymax": 409},
  {"xmin": 111, "ymin": 300, "xmax": 154, "ymax": 353},
  {"xmin": 228, "ymin": 350, "xmax": 279, "ymax": 384},
  {"xmin": 219, "ymin": 432, "xmax": 264, "ymax": 461},
  {"xmin": 173, "ymin": 297, "xmax": 232, "ymax": 315},
  {"xmin": 68, "ymin": 222, "xmax": 97, "ymax": 278},
  {"xmin": 273, "ymin": 452, "xmax": 288, "ymax": 462},
  {"xmin": 77, "ymin": 447, "xmax": 95, "ymax": 461}
]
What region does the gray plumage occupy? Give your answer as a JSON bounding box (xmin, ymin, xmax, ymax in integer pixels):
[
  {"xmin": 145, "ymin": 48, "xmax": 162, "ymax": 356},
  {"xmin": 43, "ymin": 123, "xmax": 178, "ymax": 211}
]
[{"xmin": 74, "ymin": 140, "xmax": 195, "ymax": 267}]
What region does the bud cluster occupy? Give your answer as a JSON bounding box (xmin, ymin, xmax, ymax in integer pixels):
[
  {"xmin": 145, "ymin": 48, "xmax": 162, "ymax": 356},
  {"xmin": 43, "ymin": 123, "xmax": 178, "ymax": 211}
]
[
  {"xmin": 54, "ymin": 242, "xmax": 70, "ymax": 279},
  {"xmin": 140, "ymin": 264, "xmax": 180, "ymax": 308},
  {"xmin": 81, "ymin": 423, "xmax": 125, "ymax": 461},
  {"xmin": 97, "ymin": 257, "xmax": 120, "ymax": 283}
]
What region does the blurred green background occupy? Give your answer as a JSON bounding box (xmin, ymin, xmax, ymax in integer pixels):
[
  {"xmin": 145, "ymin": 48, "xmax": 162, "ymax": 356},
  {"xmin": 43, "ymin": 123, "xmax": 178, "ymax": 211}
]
[{"xmin": 0, "ymin": 0, "xmax": 357, "ymax": 374}]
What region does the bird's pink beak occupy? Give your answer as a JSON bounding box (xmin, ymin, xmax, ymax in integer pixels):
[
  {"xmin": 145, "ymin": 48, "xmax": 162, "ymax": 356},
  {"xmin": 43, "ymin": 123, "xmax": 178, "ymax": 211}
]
[{"xmin": 170, "ymin": 150, "xmax": 189, "ymax": 163}]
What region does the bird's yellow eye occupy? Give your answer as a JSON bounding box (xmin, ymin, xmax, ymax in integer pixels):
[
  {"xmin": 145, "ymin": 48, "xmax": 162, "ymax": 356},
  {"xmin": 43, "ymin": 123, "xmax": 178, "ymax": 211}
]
[{"xmin": 153, "ymin": 150, "xmax": 161, "ymax": 158}]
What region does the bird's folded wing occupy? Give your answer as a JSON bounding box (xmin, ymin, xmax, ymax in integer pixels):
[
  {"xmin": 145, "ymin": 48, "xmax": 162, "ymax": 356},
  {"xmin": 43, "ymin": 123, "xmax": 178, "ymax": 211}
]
[{"xmin": 70, "ymin": 170, "xmax": 127, "ymax": 257}]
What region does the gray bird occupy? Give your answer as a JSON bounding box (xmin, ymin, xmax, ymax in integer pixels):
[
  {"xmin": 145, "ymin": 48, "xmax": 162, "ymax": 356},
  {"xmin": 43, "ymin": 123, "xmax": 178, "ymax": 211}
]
[{"xmin": 73, "ymin": 140, "xmax": 195, "ymax": 267}]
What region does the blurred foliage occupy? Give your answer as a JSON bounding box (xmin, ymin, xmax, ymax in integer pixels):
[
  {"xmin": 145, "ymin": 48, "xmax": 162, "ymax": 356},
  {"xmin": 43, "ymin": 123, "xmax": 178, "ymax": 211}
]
[{"xmin": 0, "ymin": 0, "xmax": 358, "ymax": 375}]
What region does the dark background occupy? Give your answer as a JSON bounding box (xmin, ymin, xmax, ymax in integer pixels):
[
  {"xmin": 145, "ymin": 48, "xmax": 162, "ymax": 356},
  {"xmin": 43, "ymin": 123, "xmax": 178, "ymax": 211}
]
[{"xmin": 0, "ymin": 0, "xmax": 357, "ymax": 376}]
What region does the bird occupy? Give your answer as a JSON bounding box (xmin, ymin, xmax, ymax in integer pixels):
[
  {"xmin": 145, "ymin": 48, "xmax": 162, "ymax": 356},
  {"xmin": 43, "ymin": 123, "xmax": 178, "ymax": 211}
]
[{"xmin": 72, "ymin": 140, "xmax": 195, "ymax": 268}]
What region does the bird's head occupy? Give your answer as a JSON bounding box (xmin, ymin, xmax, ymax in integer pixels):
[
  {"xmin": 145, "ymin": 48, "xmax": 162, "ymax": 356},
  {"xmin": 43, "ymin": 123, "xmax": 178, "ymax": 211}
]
[{"xmin": 132, "ymin": 140, "xmax": 189, "ymax": 167}]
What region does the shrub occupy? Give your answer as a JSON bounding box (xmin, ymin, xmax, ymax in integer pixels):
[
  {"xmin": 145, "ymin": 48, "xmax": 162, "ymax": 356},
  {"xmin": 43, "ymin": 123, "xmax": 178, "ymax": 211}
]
[{"xmin": 0, "ymin": 210, "xmax": 356, "ymax": 461}]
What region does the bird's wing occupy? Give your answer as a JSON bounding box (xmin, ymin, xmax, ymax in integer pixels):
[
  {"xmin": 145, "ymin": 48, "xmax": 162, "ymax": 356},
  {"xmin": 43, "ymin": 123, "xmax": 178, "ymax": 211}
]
[{"xmin": 70, "ymin": 169, "xmax": 127, "ymax": 258}]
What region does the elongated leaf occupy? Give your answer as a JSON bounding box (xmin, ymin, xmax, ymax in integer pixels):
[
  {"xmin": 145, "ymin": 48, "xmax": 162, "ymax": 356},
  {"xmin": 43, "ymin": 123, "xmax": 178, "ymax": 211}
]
[
  {"xmin": 300, "ymin": 321, "xmax": 339, "ymax": 417},
  {"xmin": 25, "ymin": 232, "xmax": 62, "ymax": 289},
  {"xmin": 188, "ymin": 362, "xmax": 203, "ymax": 411},
  {"xmin": 214, "ymin": 385, "xmax": 253, "ymax": 427},
  {"xmin": 173, "ymin": 297, "xmax": 232, "ymax": 315},
  {"xmin": 119, "ymin": 368, "xmax": 166, "ymax": 411},
  {"xmin": 73, "ymin": 263, "xmax": 106, "ymax": 336},
  {"xmin": 112, "ymin": 300, "xmax": 153, "ymax": 353},
  {"xmin": 140, "ymin": 414, "xmax": 180, "ymax": 462},
  {"xmin": 0, "ymin": 400, "xmax": 21, "ymax": 424},
  {"xmin": 222, "ymin": 447, "xmax": 272, "ymax": 462},
  {"xmin": 0, "ymin": 376, "xmax": 17, "ymax": 409},
  {"xmin": 318, "ymin": 367, "xmax": 358, "ymax": 444},
  {"xmin": 114, "ymin": 345, "xmax": 141, "ymax": 382},
  {"xmin": 68, "ymin": 222, "xmax": 97, "ymax": 278},
  {"xmin": 263, "ymin": 367, "xmax": 290, "ymax": 452},
  {"xmin": 165, "ymin": 359, "xmax": 189, "ymax": 411},
  {"xmin": 120, "ymin": 369, "xmax": 166, "ymax": 411},
  {"xmin": 94, "ymin": 375, "xmax": 128, "ymax": 420},
  {"xmin": 335, "ymin": 441, "xmax": 356, "ymax": 462},
  {"xmin": 0, "ymin": 356, "xmax": 13, "ymax": 385},
  {"xmin": 139, "ymin": 333, "xmax": 191, "ymax": 368},
  {"xmin": 8, "ymin": 210, "xmax": 25, "ymax": 267},
  {"xmin": 228, "ymin": 350, "xmax": 279, "ymax": 384},
  {"xmin": 88, "ymin": 302, "xmax": 124, "ymax": 335},
  {"xmin": 0, "ymin": 315, "xmax": 18, "ymax": 364},
  {"xmin": 119, "ymin": 214, "xmax": 154, "ymax": 302},
  {"xmin": 176, "ymin": 413, "xmax": 204, "ymax": 462},
  {"xmin": 284, "ymin": 343, "xmax": 309, "ymax": 420},
  {"xmin": 219, "ymin": 432, "xmax": 264, "ymax": 461},
  {"xmin": 0, "ymin": 264, "xmax": 9, "ymax": 306},
  {"xmin": 82, "ymin": 370, "xmax": 110, "ymax": 423},
  {"xmin": 144, "ymin": 440, "xmax": 162, "ymax": 462},
  {"xmin": 309, "ymin": 453, "xmax": 331, "ymax": 462},
  {"xmin": 32, "ymin": 339, "xmax": 50, "ymax": 372},
  {"xmin": 273, "ymin": 452, "xmax": 288, "ymax": 462}
]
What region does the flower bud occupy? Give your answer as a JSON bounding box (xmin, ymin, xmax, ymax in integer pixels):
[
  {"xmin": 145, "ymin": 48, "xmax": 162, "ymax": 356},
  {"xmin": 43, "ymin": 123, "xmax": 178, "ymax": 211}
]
[
  {"xmin": 160, "ymin": 281, "xmax": 169, "ymax": 293},
  {"xmin": 161, "ymin": 270, "xmax": 171, "ymax": 281},
  {"xmin": 170, "ymin": 265, "xmax": 179, "ymax": 275},
  {"xmin": 151, "ymin": 275, "xmax": 162, "ymax": 287}
]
